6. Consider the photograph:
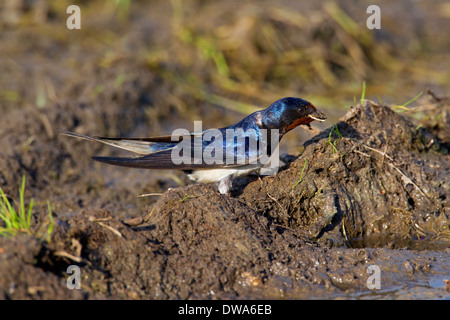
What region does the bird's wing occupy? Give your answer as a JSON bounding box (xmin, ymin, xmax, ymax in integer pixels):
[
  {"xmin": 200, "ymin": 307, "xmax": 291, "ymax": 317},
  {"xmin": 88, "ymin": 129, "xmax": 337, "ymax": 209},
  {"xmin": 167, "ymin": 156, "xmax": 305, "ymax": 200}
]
[
  {"xmin": 92, "ymin": 150, "xmax": 255, "ymax": 170},
  {"xmin": 92, "ymin": 150, "xmax": 191, "ymax": 169},
  {"xmin": 61, "ymin": 129, "xmax": 266, "ymax": 169}
]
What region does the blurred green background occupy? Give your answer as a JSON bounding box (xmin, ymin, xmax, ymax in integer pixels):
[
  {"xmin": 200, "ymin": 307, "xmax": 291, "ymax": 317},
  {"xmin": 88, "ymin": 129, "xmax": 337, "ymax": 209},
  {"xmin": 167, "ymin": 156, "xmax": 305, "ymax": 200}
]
[{"xmin": 0, "ymin": 0, "xmax": 449, "ymax": 129}]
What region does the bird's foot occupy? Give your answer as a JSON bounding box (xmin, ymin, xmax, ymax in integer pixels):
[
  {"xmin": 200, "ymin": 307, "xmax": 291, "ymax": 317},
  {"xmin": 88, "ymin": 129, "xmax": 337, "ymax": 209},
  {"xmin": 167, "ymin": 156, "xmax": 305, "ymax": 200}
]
[{"xmin": 218, "ymin": 175, "xmax": 233, "ymax": 195}]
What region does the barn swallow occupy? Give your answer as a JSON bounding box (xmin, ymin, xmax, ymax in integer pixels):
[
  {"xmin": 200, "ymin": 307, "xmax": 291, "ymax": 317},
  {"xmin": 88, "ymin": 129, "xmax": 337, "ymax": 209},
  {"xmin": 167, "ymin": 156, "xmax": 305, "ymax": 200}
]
[{"xmin": 61, "ymin": 97, "xmax": 326, "ymax": 194}]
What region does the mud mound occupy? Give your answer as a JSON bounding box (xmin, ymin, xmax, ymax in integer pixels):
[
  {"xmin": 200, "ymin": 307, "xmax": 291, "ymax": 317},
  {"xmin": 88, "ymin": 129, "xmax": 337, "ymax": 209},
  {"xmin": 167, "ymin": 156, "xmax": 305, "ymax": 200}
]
[
  {"xmin": 12, "ymin": 186, "xmax": 372, "ymax": 299},
  {"xmin": 241, "ymin": 101, "xmax": 449, "ymax": 249},
  {"xmin": 1, "ymin": 101, "xmax": 449, "ymax": 299},
  {"xmin": 0, "ymin": 234, "xmax": 84, "ymax": 299}
]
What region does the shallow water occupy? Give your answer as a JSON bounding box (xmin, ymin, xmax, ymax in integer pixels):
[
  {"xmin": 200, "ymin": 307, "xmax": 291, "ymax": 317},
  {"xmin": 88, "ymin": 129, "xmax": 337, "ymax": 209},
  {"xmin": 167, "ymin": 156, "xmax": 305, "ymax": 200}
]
[{"xmin": 342, "ymin": 248, "xmax": 450, "ymax": 300}]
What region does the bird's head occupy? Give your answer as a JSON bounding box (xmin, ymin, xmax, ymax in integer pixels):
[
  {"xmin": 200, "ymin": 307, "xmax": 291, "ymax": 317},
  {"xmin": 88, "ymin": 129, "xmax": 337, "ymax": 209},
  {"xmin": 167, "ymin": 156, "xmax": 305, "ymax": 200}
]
[{"xmin": 262, "ymin": 97, "xmax": 326, "ymax": 134}]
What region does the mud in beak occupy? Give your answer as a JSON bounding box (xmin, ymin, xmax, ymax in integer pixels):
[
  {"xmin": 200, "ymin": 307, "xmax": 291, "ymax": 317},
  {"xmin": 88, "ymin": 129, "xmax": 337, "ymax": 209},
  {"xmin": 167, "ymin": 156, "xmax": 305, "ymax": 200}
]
[{"xmin": 308, "ymin": 109, "xmax": 327, "ymax": 122}]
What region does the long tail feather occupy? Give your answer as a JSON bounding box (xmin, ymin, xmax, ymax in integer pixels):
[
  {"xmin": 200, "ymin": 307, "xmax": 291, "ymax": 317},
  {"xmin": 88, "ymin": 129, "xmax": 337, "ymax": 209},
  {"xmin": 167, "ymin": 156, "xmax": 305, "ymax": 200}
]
[{"xmin": 60, "ymin": 130, "xmax": 176, "ymax": 155}]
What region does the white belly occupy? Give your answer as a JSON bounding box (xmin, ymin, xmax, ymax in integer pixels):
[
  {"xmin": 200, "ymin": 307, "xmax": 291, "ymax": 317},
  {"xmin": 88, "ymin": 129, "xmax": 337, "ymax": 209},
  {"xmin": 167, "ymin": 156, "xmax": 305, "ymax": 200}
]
[{"xmin": 187, "ymin": 166, "xmax": 258, "ymax": 183}]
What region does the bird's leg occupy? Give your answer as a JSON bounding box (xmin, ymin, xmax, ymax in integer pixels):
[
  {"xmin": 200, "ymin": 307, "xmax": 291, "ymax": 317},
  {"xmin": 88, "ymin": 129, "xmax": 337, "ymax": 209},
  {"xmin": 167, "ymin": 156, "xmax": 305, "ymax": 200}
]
[
  {"xmin": 218, "ymin": 175, "xmax": 233, "ymax": 195},
  {"xmin": 254, "ymin": 168, "xmax": 263, "ymax": 185}
]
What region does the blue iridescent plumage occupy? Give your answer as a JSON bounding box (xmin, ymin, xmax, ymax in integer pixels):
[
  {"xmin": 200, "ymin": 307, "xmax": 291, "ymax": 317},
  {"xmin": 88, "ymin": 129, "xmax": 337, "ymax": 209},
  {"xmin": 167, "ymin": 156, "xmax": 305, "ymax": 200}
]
[{"xmin": 61, "ymin": 97, "xmax": 326, "ymax": 194}]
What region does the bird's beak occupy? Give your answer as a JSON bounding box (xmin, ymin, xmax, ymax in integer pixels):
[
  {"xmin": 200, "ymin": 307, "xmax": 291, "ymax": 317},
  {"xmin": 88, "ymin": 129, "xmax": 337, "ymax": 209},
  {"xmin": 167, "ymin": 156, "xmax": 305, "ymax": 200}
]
[{"xmin": 308, "ymin": 109, "xmax": 327, "ymax": 122}]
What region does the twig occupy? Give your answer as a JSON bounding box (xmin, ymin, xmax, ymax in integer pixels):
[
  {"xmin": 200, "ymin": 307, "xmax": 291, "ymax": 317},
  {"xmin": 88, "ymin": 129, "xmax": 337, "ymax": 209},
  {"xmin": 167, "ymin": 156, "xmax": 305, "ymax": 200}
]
[
  {"xmin": 380, "ymin": 145, "xmax": 388, "ymax": 167},
  {"xmin": 97, "ymin": 222, "xmax": 123, "ymax": 238},
  {"xmin": 387, "ymin": 163, "xmax": 430, "ymax": 200},
  {"xmin": 353, "ymin": 149, "xmax": 371, "ymax": 158},
  {"xmin": 349, "ymin": 140, "xmax": 430, "ymax": 201},
  {"xmin": 342, "ymin": 219, "xmax": 349, "ymax": 242},
  {"xmin": 362, "ymin": 144, "xmax": 393, "ymax": 161},
  {"xmin": 138, "ymin": 193, "xmax": 163, "ymax": 198},
  {"xmin": 348, "ymin": 138, "xmax": 394, "ymax": 161},
  {"xmin": 53, "ymin": 251, "xmax": 82, "ymax": 263},
  {"xmin": 266, "ymin": 192, "xmax": 284, "ymax": 211},
  {"xmin": 427, "ymin": 89, "xmax": 441, "ymax": 102},
  {"xmin": 144, "ymin": 207, "xmax": 156, "ymax": 222},
  {"xmin": 88, "ymin": 216, "xmax": 111, "ymax": 222}
]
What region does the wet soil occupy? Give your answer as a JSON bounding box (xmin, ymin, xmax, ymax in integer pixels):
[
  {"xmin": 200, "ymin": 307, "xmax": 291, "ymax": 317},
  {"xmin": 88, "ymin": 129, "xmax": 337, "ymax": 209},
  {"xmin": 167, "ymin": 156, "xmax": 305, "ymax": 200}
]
[
  {"xmin": 0, "ymin": 0, "xmax": 449, "ymax": 300},
  {"xmin": 1, "ymin": 97, "xmax": 449, "ymax": 299}
]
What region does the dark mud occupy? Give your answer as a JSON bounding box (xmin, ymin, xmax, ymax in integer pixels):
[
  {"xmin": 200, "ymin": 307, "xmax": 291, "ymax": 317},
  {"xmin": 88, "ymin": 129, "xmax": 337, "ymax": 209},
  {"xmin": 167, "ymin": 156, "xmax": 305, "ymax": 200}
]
[
  {"xmin": 1, "ymin": 98, "xmax": 449, "ymax": 299},
  {"xmin": 0, "ymin": 0, "xmax": 449, "ymax": 300}
]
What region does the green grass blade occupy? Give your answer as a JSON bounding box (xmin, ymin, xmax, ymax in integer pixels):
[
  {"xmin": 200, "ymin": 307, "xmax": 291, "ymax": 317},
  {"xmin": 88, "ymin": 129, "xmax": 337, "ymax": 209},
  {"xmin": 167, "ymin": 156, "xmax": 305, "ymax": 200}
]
[
  {"xmin": 0, "ymin": 187, "xmax": 14, "ymax": 231},
  {"xmin": 46, "ymin": 201, "xmax": 54, "ymax": 243},
  {"xmin": 0, "ymin": 206, "xmax": 12, "ymax": 230},
  {"xmin": 19, "ymin": 175, "xmax": 26, "ymax": 226},
  {"xmin": 334, "ymin": 123, "xmax": 343, "ymax": 138},
  {"xmin": 0, "ymin": 228, "xmax": 14, "ymax": 237},
  {"xmin": 1, "ymin": 188, "xmax": 16, "ymax": 227},
  {"xmin": 27, "ymin": 198, "xmax": 34, "ymax": 230},
  {"xmin": 376, "ymin": 95, "xmax": 383, "ymax": 104},
  {"xmin": 328, "ymin": 125, "xmax": 338, "ymax": 154},
  {"xmin": 360, "ymin": 81, "xmax": 366, "ymax": 103},
  {"xmin": 292, "ymin": 159, "xmax": 308, "ymax": 188},
  {"xmin": 0, "ymin": 175, "xmax": 52, "ymax": 238},
  {"xmin": 402, "ymin": 91, "xmax": 423, "ymax": 107},
  {"xmin": 0, "ymin": 176, "xmax": 34, "ymax": 236}
]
